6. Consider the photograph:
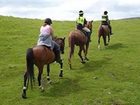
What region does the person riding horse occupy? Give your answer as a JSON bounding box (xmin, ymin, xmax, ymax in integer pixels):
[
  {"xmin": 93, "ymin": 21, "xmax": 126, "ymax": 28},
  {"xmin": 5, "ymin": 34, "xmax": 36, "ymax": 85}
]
[
  {"xmin": 101, "ymin": 11, "xmax": 113, "ymax": 35},
  {"xmin": 76, "ymin": 10, "xmax": 91, "ymax": 41},
  {"xmin": 37, "ymin": 18, "xmax": 62, "ymax": 63},
  {"xmin": 22, "ymin": 18, "xmax": 65, "ymax": 98}
]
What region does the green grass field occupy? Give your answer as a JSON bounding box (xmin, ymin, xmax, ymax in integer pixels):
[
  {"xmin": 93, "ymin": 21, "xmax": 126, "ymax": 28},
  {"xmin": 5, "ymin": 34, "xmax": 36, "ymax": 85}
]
[{"xmin": 0, "ymin": 16, "xmax": 140, "ymax": 105}]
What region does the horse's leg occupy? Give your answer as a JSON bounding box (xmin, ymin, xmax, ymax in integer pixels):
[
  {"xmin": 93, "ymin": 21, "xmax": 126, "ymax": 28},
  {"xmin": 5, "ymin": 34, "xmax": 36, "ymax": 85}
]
[
  {"xmin": 68, "ymin": 44, "xmax": 75, "ymax": 69},
  {"xmin": 103, "ymin": 35, "xmax": 108, "ymax": 46},
  {"xmin": 83, "ymin": 45, "xmax": 87, "ymax": 61},
  {"xmin": 85, "ymin": 32, "xmax": 91, "ymax": 57},
  {"xmin": 78, "ymin": 45, "xmax": 85, "ymax": 63},
  {"xmin": 85, "ymin": 41, "xmax": 89, "ymax": 61},
  {"xmin": 22, "ymin": 48, "xmax": 34, "ymax": 99},
  {"xmin": 68, "ymin": 53, "xmax": 71, "ymax": 69},
  {"xmin": 22, "ymin": 71, "xmax": 29, "ymax": 99},
  {"xmin": 38, "ymin": 66, "xmax": 44, "ymax": 91},
  {"xmin": 108, "ymin": 33, "xmax": 110, "ymax": 43},
  {"xmin": 98, "ymin": 35, "xmax": 101, "ymax": 49},
  {"xmin": 58, "ymin": 60, "xmax": 63, "ymax": 77},
  {"xmin": 46, "ymin": 64, "xmax": 51, "ymax": 83},
  {"xmin": 68, "ymin": 50, "xmax": 72, "ymax": 70},
  {"xmin": 32, "ymin": 66, "xmax": 35, "ymax": 85}
]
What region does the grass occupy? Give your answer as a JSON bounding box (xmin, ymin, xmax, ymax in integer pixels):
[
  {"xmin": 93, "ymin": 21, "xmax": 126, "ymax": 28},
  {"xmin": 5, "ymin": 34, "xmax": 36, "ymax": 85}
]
[{"xmin": 0, "ymin": 16, "xmax": 140, "ymax": 105}]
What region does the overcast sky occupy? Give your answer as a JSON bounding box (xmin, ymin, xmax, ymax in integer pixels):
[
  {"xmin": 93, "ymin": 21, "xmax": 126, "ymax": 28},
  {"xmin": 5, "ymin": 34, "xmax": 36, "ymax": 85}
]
[{"xmin": 0, "ymin": 0, "xmax": 140, "ymax": 21}]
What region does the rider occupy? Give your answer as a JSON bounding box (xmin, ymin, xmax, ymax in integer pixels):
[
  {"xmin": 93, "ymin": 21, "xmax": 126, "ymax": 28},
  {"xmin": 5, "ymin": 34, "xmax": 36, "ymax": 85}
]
[
  {"xmin": 37, "ymin": 18, "xmax": 62, "ymax": 63},
  {"xmin": 101, "ymin": 11, "xmax": 113, "ymax": 35},
  {"xmin": 76, "ymin": 10, "xmax": 91, "ymax": 40}
]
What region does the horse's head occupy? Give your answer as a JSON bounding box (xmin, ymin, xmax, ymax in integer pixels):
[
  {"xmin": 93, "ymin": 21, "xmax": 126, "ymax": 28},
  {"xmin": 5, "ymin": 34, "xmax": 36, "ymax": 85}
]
[
  {"xmin": 86, "ymin": 20, "xmax": 93, "ymax": 32},
  {"xmin": 53, "ymin": 37, "xmax": 65, "ymax": 54}
]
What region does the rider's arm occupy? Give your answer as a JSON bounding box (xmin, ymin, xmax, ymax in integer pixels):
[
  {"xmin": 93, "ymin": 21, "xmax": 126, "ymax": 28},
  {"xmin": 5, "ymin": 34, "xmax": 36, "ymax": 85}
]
[
  {"xmin": 106, "ymin": 15, "xmax": 109, "ymax": 21},
  {"xmin": 83, "ymin": 18, "xmax": 87, "ymax": 27},
  {"xmin": 49, "ymin": 26, "xmax": 54, "ymax": 37}
]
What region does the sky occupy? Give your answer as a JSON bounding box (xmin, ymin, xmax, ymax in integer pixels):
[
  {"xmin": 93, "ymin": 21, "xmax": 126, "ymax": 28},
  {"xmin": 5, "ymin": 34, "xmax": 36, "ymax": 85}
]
[{"xmin": 0, "ymin": 0, "xmax": 140, "ymax": 21}]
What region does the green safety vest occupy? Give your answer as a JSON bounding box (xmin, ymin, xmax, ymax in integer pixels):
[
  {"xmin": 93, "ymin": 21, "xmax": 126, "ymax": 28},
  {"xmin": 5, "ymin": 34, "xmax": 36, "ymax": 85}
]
[
  {"xmin": 76, "ymin": 16, "xmax": 85, "ymax": 25},
  {"xmin": 102, "ymin": 15, "xmax": 108, "ymax": 21}
]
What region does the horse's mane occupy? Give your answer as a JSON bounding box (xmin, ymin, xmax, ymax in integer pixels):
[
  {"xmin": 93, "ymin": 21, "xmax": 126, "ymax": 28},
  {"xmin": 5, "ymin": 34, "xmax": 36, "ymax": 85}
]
[{"xmin": 53, "ymin": 36, "xmax": 63, "ymax": 40}]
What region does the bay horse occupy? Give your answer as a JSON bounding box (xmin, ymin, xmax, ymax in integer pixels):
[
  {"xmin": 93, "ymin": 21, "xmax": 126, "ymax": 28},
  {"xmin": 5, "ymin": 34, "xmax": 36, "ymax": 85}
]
[
  {"xmin": 68, "ymin": 21, "xmax": 93, "ymax": 69},
  {"xmin": 22, "ymin": 37, "xmax": 65, "ymax": 99},
  {"xmin": 98, "ymin": 24, "xmax": 110, "ymax": 49}
]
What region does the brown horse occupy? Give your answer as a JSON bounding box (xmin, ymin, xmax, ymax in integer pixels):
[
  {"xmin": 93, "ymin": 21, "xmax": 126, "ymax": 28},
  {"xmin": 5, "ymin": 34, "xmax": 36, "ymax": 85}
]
[
  {"xmin": 68, "ymin": 21, "xmax": 93, "ymax": 69},
  {"xmin": 98, "ymin": 25, "xmax": 110, "ymax": 49},
  {"xmin": 53, "ymin": 37, "xmax": 65, "ymax": 54},
  {"xmin": 22, "ymin": 37, "xmax": 65, "ymax": 99}
]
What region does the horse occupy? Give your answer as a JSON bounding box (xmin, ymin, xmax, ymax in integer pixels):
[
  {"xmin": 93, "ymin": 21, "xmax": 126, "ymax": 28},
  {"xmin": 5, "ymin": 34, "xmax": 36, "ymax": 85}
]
[
  {"xmin": 98, "ymin": 24, "xmax": 110, "ymax": 49},
  {"xmin": 22, "ymin": 37, "xmax": 65, "ymax": 99},
  {"xmin": 68, "ymin": 21, "xmax": 93, "ymax": 69},
  {"xmin": 53, "ymin": 37, "xmax": 65, "ymax": 54}
]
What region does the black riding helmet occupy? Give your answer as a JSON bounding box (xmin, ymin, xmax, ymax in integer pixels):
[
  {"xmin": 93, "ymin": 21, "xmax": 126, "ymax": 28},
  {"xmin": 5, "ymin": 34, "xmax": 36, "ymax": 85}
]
[
  {"xmin": 79, "ymin": 10, "xmax": 84, "ymax": 15},
  {"xmin": 44, "ymin": 18, "xmax": 52, "ymax": 25},
  {"xmin": 104, "ymin": 11, "xmax": 108, "ymax": 15}
]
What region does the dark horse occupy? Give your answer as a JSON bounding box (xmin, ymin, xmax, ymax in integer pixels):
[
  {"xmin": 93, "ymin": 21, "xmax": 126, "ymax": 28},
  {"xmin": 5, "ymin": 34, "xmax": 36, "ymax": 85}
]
[
  {"xmin": 22, "ymin": 37, "xmax": 65, "ymax": 99},
  {"xmin": 68, "ymin": 21, "xmax": 93, "ymax": 69},
  {"xmin": 98, "ymin": 25, "xmax": 110, "ymax": 49}
]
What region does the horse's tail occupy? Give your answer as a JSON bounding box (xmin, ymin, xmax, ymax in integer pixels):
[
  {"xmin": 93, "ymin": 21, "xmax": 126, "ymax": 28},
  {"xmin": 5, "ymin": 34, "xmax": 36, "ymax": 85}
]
[
  {"xmin": 68, "ymin": 34, "xmax": 75, "ymax": 56},
  {"xmin": 100, "ymin": 25, "xmax": 104, "ymax": 34},
  {"xmin": 26, "ymin": 48, "xmax": 34, "ymax": 88},
  {"xmin": 98, "ymin": 25, "xmax": 104, "ymax": 36}
]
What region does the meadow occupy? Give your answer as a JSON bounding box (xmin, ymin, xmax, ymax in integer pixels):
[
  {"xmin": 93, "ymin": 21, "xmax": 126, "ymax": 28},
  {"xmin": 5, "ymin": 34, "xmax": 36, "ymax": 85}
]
[{"xmin": 0, "ymin": 16, "xmax": 140, "ymax": 105}]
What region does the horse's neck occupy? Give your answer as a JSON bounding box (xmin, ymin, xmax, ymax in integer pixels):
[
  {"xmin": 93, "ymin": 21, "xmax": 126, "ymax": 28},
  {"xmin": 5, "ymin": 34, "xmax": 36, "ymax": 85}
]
[{"xmin": 86, "ymin": 22, "xmax": 92, "ymax": 30}]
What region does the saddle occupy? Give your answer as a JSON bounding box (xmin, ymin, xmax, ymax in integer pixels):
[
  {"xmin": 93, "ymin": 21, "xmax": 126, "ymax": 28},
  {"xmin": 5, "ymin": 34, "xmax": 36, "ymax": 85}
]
[
  {"xmin": 42, "ymin": 45, "xmax": 51, "ymax": 49},
  {"xmin": 101, "ymin": 21, "xmax": 108, "ymax": 25},
  {"xmin": 76, "ymin": 24, "xmax": 90, "ymax": 41},
  {"xmin": 77, "ymin": 29, "xmax": 88, "ymax": 37}
]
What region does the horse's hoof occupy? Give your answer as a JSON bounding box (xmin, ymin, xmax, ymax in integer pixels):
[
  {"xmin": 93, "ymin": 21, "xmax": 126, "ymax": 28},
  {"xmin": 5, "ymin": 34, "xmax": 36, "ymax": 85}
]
[
  {"xmin": 41, "ymin": 88, "xmax": 45, "ymax": 92},
  {"xmin": 105, "ymin": 44, "xmax": 108, "ymax": 46},
  {"xmin": 98, "ymin": 45, "xmax": 101, "ymax": 49},
  {"xmin": 48, "ymin": 80, "xmax": 52, "ymax": 84},
  {"xmin": 59, "ymin": 74, "xmax": 63, "ymax": 77},
  {"xmin": 22, "ymin": 93, "xmax": 27, "ymax": 99},
  {"xmin": 85, "ymin": 57, "xmax": 89, "ymax": 61},
  {"xmin": 69, "ymin": 64, "xmax": 72, "ymax": 70},
  {"xmin": 39, "ymin": 86, "xmax": 45, "ymax": 92},
  {"xmin": 47, "ymin": 77, "xmax": 50, "ymax": 81},
  {"xmin": 81, "ymin": 61, "xmax": 86, "ymax": 64}
]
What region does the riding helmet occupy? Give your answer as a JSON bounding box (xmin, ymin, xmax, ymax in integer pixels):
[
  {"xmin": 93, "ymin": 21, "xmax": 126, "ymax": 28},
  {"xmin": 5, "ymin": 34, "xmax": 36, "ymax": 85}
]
[
  {"xmin": 44, "ymin": 18, "xmax": 52, "ymax": 25},
  {"xmin": 104, "ymin": 11, "xmax": 108, "ymax": 14},
  {"xmin": 79, "ymin": 10, "xmax": 84, "ymax": 15}
]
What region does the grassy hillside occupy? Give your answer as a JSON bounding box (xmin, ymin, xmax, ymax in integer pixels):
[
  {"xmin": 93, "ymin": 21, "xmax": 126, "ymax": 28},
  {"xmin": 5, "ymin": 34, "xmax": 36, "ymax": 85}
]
[{"xmin": 0, "ymin": 16, "xmax": 140, "ymax": 105}]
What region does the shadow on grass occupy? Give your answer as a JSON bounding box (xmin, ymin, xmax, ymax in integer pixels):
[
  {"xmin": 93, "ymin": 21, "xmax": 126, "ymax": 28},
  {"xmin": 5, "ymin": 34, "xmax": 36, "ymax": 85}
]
[
  {"xmin": 107, "ymin": 43, "xmax": 128, "ymax": 50},
  {"xmin": 42, "ymin": 77, "xmax": 83, "ymax": 97},
  {"xmin": 80, "ymin": 58, "xmax": 110, "ymax": 72}
]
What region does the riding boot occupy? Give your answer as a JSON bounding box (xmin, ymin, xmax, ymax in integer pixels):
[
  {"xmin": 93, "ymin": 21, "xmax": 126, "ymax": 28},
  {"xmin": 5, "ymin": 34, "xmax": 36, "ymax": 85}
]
[
  {"xmin": 54, "ymin": 50, "xmax": 62, "ymax": 63},
  {"xmin": 86, "ymin": 32, "xmax": 91, "ymax": 42},
  {"xmin": 53, "ymin": 41, "xmax": 62, "ymax": 64},
  {"xmin": 108, "ymin": 25, "xmax": 113, "ymax": 35},
  {"xmin": 88, "ymin": 32, "xmax": 91, "ymax": 42}
]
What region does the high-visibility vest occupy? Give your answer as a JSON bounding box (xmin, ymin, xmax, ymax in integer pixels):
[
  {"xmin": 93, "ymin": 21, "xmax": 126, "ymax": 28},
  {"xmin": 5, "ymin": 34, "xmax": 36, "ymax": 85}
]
[
  {"xmin": 76, "ymin": 16, "xmax": 85, "ymax": 26},
  {"xmin": 102, "ymin": 15, "xmax": 108, "ymax": 21}
]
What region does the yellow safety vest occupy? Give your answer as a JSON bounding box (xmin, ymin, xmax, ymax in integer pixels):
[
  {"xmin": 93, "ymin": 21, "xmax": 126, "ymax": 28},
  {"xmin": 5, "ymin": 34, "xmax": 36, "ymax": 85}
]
[
  {"xmin": 102, "ymin": 15, "xmax": 108, "ymax": 21},
  {"xmin": 76, "ymin": 16, "xmax": 85, "ymax": 25}
]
